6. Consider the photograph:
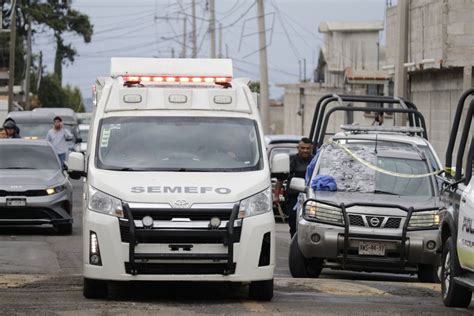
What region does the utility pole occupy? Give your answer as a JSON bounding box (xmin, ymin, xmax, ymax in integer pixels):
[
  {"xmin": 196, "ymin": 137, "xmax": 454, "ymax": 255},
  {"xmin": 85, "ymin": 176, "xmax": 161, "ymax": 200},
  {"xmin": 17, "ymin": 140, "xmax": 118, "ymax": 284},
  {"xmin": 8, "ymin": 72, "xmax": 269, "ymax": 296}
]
[
  {"xmin": 257, "ymin": 0, "xmax": 270, "ymax": 133},
  {"xmin": 192, "ymin": 0, "xmax": 197, "ymax": 58},
  {"xmin": 182, "ymin": 17, "xmax": 187, "ymax": 58},
  {"xmin": 209, "ymin": 0, "xmax": 216, "ymax": 58},
  {"xmin": 25, "ymin": 15, "xmax": 32, "ymax": 110},
  {"xmin": 171, "ymin": 48, "xmax": 175, "ymax": 58},
  {"xmin": 8, "ymin": 0, "xmax": 17, "ymax": 112},
  {"xmin": 394, "ymin": 0, "xmax": 409, "ymax": 125},
  {"xmin": 218, "ymin": 23, "xmax": 223, "ymax": 58},
  {"xmin": 36, "ymin": 51, "xmax": 42, "ymax": 92}
]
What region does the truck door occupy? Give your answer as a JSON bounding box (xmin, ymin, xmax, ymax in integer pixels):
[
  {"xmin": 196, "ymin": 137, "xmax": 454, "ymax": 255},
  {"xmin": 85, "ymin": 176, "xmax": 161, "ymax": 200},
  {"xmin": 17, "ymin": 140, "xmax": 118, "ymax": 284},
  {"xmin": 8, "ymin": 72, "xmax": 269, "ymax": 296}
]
[{"xmin": 458, "ymin": 179, "xmax": 474, "ymax": 271}]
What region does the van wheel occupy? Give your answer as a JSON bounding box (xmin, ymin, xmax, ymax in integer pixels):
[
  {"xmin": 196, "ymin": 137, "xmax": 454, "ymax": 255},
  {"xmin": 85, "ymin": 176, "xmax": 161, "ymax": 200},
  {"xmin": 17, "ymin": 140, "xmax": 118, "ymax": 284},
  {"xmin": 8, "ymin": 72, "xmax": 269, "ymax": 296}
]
[
  {"xmin": 83, "ymin": 278, "xmax": 108, "ymax": 299},
  {"xmin": 289, "ymin": 233, "xmax": 323, "ymax": 278},
  {"xmin": 249, "ymin": 279, "xmax": 273, "ymax": 301},
  {"xmin": 418, "ymin": 264, "xmax": 439, "ymax": 283},
  {"xmin": 55, "ymin": 223, "xmax": 73, "ymax": 235},
  {"xmin": 441, "ymin": 237, "xmax": 472, "ymax": 307}
]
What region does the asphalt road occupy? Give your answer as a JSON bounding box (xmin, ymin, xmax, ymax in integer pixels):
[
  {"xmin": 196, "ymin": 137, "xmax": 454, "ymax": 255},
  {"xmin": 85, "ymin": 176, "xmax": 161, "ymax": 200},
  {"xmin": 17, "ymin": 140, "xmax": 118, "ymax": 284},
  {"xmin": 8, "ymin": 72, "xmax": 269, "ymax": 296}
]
[{"xmin": 0, "ymin": 180, "xmax": 471, "ymax": 315}]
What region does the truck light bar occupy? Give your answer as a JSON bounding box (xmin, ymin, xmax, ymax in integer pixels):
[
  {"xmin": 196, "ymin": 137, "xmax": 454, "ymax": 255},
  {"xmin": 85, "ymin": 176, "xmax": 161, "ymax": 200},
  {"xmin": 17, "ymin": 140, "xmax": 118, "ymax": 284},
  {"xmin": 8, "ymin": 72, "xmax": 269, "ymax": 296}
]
[{"xmin": 123, "ymin": 75, "xmax": 232, "ymax": 84}]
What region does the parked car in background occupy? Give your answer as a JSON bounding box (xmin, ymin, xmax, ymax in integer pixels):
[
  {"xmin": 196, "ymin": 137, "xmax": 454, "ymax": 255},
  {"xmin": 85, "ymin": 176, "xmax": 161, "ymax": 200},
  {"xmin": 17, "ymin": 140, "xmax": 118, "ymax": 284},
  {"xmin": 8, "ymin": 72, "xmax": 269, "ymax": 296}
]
[
  {"xmin": 7, "ymin": 111, "xmax": 55, "ymax": 139},
  {"xmin": 265, "ymin": 134, "xmax": 303, "ymax": 221},
  {"xmin": 76, "ymin": 112, "xmax": 92, "ymax": 125},
  {"xmin": 0, "ymin": 139, "xmax": 74, "ymax": 234},
  {"xmin": 74, "ymin": 123, "xmax": 89, "ymax": 153}
]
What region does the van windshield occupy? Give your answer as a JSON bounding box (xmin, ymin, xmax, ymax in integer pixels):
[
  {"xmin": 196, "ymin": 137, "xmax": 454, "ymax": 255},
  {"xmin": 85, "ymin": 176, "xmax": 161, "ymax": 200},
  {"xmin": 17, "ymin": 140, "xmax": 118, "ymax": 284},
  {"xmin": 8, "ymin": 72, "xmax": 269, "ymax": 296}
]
[{"xmin": 96, "ymin": 116, "xmax": 262, "ymax": 172}]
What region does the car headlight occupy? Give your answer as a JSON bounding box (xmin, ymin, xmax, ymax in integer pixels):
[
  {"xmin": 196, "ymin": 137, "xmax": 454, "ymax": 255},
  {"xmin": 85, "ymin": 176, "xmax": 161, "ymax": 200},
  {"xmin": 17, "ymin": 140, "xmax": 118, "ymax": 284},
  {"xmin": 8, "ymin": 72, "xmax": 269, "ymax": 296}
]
[
  {"xmin": 88, "ymin": 186, "xmax": 123, "ymax": 217},
  {"xmin": 408, "ymin": 210, "xmax": 440, "ymax": 228},
  {"xmin": 46, "ymin": 184, "xmax": 67, "ymax": 195},
  {"xmin": 238, "ymin": 187, "xmax": 272, "ymax": 218},
  {"xmin": 304, "ymin": 200, "xmax": 344, "ymax": 224}
]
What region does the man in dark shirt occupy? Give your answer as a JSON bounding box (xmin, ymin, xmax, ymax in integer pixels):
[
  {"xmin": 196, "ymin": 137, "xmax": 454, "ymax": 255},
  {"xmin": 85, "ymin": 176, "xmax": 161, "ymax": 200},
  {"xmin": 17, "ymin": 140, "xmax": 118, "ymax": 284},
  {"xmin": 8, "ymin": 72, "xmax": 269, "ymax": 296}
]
[{"xmin": 276, "ymin": 137, "xmax": 314, "ymax": 238}]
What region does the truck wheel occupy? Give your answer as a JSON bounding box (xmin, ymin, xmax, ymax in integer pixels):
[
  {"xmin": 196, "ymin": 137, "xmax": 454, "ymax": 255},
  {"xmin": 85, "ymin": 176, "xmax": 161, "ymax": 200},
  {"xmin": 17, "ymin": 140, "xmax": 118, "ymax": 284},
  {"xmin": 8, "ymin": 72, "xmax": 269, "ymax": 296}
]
[
  {"xmin": 55, "ymin": 223, "xmax": 73, "ymax": 235},
  {"xmin": 83, "ymin": 278, "xmax": 108, "ymax": 299},
  {"xmin": 249, "ymin": 279, "xmax": 273, "ymax": 301},
  {"xmin": 417, "ymin": 264, "xmax": 439, "ymax": 283},
  {"xmin": 441, "ymin": 237, "xmax": 472, "ymax": 307},
  {"xmin": 289, "ymin": 233, "xmax": 323, "ymax": 278}
]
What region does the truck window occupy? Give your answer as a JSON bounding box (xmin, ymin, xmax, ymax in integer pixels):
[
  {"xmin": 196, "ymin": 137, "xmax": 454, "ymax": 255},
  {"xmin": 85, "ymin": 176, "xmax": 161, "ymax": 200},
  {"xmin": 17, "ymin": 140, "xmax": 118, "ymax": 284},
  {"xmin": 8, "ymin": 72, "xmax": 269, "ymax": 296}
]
[{"xmin": 96, "ymin": 116, "xmax": 262, "ymax": 172}]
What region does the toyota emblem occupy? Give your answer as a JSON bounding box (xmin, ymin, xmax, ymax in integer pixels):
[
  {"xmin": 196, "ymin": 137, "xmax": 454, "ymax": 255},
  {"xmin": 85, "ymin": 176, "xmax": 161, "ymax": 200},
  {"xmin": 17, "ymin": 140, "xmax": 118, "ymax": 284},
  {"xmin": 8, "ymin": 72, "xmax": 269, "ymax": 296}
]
[
  {"xmin": 173, "ymin": 199, "xmax": 190, "ymax": 208},
  {"xmin": 369, "ymin": 217, "xmax": 381, "ymax": 227}
]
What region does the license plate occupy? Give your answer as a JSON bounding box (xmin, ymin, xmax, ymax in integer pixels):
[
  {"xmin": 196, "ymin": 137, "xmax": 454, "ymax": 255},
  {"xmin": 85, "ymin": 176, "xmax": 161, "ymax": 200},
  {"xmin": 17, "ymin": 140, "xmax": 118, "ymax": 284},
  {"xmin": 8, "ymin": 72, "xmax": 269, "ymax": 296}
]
[
  {"xmin": 358, "ymin": 241, "xmax": 385, "ymax": 256},
  {"xmin": 6, "ymin": 198, "xmax": 26, "ymax": 207}
]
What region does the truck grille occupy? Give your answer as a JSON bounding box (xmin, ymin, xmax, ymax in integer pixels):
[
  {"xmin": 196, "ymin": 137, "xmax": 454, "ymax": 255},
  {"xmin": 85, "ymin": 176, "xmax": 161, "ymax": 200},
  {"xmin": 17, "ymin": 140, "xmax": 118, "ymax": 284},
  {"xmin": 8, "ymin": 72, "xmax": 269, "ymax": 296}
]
[{"xmin": 348, "ymin": 214, "xmax": 402, "ymax": 229}]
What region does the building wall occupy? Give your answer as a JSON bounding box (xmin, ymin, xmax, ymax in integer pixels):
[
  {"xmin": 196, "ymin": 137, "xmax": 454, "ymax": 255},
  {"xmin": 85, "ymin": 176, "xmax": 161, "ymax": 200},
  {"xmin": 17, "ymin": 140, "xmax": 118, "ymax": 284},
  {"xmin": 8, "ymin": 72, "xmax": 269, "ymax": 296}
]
[
  {"xmin": 409, "ymin": 68, "xmax": 474, "ymax": 163},
  {"xmin": 269, "ymin": 105, "xmax": 284, "ymax": 134}
]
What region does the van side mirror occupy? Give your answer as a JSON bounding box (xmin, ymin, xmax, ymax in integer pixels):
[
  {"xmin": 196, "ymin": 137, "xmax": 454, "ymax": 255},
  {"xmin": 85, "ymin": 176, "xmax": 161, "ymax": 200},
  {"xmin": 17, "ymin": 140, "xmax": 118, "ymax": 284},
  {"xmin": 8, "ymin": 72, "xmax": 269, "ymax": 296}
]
[
  {"xmin": 289, "ymin": 177, "xmax": 306, "ymax": 192},
  {"xmin": 271, "ymin": 153, "xmax": 290, "ymax": 174},
  {"xmin": 67, "ymin": 152, "xmax": 86, "ymax": 179}
]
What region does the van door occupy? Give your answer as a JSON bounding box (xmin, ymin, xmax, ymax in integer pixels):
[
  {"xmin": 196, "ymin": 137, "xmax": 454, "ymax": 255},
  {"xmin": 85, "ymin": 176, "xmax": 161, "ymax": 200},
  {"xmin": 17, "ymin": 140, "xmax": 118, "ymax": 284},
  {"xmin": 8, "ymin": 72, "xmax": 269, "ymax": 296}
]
[{"xmin": 458, "ymin": 180, "xmax": 474, "ymax": 271}]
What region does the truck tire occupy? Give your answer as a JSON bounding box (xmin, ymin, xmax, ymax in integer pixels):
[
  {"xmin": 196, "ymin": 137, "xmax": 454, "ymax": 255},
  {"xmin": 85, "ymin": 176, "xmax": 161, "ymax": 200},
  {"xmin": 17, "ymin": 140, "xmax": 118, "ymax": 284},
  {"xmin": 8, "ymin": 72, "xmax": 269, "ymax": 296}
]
[
  {"xmin": 55, "ymin": 223, "xmax": 73, "ymax": 235},
  {"xmin": 441, "ymin": 237, "xmax": 472, "ymax": 307},
  {"xmin": 83, "ymin": 278, "xmax": 108, "ymax": 299},
  {"xmin": 249, "ymin": 279, "xmax": 273, "ymax": 301},
  {"xmin": 289, "ymin": 233, "xmax": 323, "ymax": 278},
  {"xmin": 417, "ymin": 264, "xmax": 439, "ymax": 283}
]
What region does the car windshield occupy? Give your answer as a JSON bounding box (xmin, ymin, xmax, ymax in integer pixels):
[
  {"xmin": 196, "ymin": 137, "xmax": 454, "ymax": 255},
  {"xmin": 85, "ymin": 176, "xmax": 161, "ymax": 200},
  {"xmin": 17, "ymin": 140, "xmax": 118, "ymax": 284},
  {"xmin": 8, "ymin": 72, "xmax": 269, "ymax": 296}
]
[
  {"xmin": 0, "ymin": 145, "xmax": 60, "ymax": 170},
  {"xmin": 336, "ymin": 139, "xmax": 440, "ymax": 170},
  {"xmin": 96, "ymin": 116, "xmax": 262, "ymax": 172},
  {"xmin": 16, "ymin": 123, "xmax": 51, "ymax": 138},
  {"xmin": 316, "ymin": 143, "xmax": 433, "ymax": 196}
]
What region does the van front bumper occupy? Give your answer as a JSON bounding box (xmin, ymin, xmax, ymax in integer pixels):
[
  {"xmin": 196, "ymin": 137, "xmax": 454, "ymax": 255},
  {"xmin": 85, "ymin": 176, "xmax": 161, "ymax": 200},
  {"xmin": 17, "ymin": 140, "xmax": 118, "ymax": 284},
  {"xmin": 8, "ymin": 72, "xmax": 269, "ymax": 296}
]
[{"xmin": 83, "ymin": 208, "xmax": 275, "ymax": 282}]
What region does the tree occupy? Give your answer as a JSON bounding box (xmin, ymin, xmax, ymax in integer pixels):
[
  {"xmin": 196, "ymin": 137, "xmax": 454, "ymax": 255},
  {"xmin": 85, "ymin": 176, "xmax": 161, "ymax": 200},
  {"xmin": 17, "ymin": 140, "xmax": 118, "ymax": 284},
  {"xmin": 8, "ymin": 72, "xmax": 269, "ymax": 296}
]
[
  {"xmin": 38, "ymin": 74, "xmax": 85, "ymax": 112},
  {"xmin": 249, "ymin": 81, "xmax": 260, "ymax": 94},
  {"xmin": 28, "ymin": 1, "xmax": 93, "ymax": 83}
]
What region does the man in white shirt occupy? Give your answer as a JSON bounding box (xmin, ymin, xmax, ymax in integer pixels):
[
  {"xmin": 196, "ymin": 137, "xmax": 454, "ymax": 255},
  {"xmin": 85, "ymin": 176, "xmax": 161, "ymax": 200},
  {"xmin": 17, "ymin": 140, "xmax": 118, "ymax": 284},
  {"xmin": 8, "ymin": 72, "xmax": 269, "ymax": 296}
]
[{"xmin": 46, "ymin": 116, "xmax": 73, "ymax": 167}]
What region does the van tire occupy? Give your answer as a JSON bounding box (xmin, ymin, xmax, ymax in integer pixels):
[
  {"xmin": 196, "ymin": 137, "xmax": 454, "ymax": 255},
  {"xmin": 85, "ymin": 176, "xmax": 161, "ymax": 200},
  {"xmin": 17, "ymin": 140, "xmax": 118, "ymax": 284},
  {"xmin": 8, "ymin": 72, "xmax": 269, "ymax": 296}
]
[
  {"xmin": 83, "ymin": 278, "xmax": 108, "ymax": 299},
  {"xmin": 56, "ymin": 223, "xmax": 73, "ymax": 235},
  {"xmin": 249, "ymin": 279, "xmax": 273, "ymax": 301},
  {"xmin": 289, "ymin": 233, "xmax": 323, "ymax": 278},
  {"xmin": 441, "ymin": 237, "xmax": 472, "ymax": 307},
  {"xmin": 418, "ymin": 264, "xmax": 439, "ymax": 283}
]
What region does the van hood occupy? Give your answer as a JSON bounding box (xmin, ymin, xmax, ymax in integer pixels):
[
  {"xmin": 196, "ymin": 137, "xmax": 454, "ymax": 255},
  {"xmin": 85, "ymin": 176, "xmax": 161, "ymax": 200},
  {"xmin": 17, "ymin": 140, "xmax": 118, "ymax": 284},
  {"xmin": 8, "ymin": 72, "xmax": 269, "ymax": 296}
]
[
  {"xmin": 0, "ymin": 170, "xmax": 64, "ymax": 190},
  {"xmin": 89, "ymin": 168, "xmax": 269, "ymax": 206}
]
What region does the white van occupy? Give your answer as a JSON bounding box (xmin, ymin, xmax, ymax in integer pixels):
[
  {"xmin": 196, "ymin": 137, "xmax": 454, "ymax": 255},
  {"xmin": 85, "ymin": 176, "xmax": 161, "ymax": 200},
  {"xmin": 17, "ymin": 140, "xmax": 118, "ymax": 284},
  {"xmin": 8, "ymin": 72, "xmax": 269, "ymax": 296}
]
[{"xmin": 67, "ymin": 58, "xmax": 283, "ymax": 301}]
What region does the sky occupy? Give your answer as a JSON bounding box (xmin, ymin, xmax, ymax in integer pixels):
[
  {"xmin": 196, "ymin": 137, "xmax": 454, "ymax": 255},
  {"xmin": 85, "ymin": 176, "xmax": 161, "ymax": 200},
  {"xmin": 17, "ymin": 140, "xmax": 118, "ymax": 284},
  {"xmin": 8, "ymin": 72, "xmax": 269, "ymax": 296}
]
[{"xmin": 32, "ymin": 0, "xmax": 386, "ymax": 107}]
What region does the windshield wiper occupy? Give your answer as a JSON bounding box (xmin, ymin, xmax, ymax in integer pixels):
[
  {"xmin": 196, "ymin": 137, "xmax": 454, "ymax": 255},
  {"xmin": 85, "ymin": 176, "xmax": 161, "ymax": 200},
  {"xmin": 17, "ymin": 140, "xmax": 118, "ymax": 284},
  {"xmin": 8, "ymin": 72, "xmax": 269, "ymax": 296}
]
[
  {"xmin": 2, "ymin": 167, "xmax": 36, "ymax": 170},
  {"xmin": 374, "ymin": 190, "xmax": 399, "ymax": 196}
]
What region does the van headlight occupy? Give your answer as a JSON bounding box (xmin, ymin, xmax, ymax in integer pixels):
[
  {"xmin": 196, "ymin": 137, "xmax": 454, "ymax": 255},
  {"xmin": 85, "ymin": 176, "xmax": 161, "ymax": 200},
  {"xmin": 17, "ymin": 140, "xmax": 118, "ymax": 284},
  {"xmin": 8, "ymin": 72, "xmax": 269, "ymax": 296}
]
[
  {"xmin": 88, "ymin": 186, "xmax": 124, "ymax": 217},
  {"xmin": 408, "ymin": 210, "xmax": 440, "ymax": 228},
  {"xmin": 238, "ymin": 187, "xmax": 272, "ymax": 218},
  {"xmin": 304, "ymin": 201, "xmax": 344, "ymax": 224}
]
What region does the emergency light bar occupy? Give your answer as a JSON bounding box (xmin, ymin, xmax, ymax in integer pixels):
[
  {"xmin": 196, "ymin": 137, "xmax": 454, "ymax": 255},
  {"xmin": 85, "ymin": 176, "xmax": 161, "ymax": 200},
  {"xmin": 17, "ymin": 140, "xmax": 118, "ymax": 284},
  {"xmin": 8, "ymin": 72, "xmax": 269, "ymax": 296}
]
[
  {"xmin": 111, "ymin": 57, "xmax": 233, "ymax": 79},
  {"xmin": 122, "ymin": 75, "xmax": 232, "ymax": 84},
  {"xmin": 340, "ymin": 124, "xmax": 425, "ymax": 134}
]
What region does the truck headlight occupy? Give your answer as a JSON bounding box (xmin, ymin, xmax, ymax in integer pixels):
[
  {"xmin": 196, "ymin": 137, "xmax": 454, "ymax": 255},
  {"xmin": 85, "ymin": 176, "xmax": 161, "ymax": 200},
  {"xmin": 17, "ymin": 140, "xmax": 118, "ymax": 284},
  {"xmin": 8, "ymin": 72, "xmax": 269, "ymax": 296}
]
[
  {"xmin": 408, "ymin": 210, "xmax": 440, "ymax": 228},
  {"xmin": 238, "ymin": 187, "xmax": 272, "ymax": 218},
  {"xmin": 304, "ymin": 201, "xmax": 344, "ymax": 224},
  {"xmin": 88, "ymin": 186, "xmax": 124, "ymax": 217}
]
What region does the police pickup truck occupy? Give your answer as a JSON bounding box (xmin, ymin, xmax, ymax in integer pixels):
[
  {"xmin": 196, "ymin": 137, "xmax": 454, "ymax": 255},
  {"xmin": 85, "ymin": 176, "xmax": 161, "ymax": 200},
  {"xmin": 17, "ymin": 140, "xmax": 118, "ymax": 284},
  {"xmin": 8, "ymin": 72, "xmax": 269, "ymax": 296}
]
[{"xmin": 439, "ymin": 88, "xmax": 474, "ymax": 308}]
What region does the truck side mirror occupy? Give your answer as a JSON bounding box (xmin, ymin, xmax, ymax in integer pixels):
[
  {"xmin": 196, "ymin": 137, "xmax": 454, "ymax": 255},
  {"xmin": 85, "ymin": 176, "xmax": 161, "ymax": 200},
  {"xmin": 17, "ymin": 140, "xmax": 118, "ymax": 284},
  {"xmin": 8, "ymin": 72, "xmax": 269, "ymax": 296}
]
[
  {"xmin": 289, "ymin": 177, "xmax": 306, "ymax": 192},
  {"xmin": 67, "ymin": 152, "xmax": 86, "ymax": 179},
  {"xmin": 271, "ymin": 153, "xmax": 290, "ymax": 174}
]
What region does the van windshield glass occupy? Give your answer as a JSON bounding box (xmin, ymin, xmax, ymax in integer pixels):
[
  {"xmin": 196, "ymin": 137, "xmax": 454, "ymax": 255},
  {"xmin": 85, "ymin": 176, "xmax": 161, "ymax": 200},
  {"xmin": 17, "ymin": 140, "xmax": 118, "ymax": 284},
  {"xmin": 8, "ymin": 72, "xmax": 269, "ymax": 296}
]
[
  {"xmin": 316, "ymin": 144, "xmax": 433, "ymax": 196},
  {"xmin": 96, "ymin": 116, "xmax": 262, "ymax": 172}
]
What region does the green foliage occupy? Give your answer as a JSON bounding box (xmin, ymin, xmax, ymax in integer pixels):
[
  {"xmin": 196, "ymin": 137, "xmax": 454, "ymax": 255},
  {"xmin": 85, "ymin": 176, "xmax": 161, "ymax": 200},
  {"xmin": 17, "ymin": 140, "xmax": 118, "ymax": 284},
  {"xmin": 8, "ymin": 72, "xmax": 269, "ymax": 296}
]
[
  {"xmin": 38, "ymin": 74, "xmax": 85, "ymax": 112},
  {"xmin": 249, "ymin": 81, "xmax": 260, "ymax": 94}
]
